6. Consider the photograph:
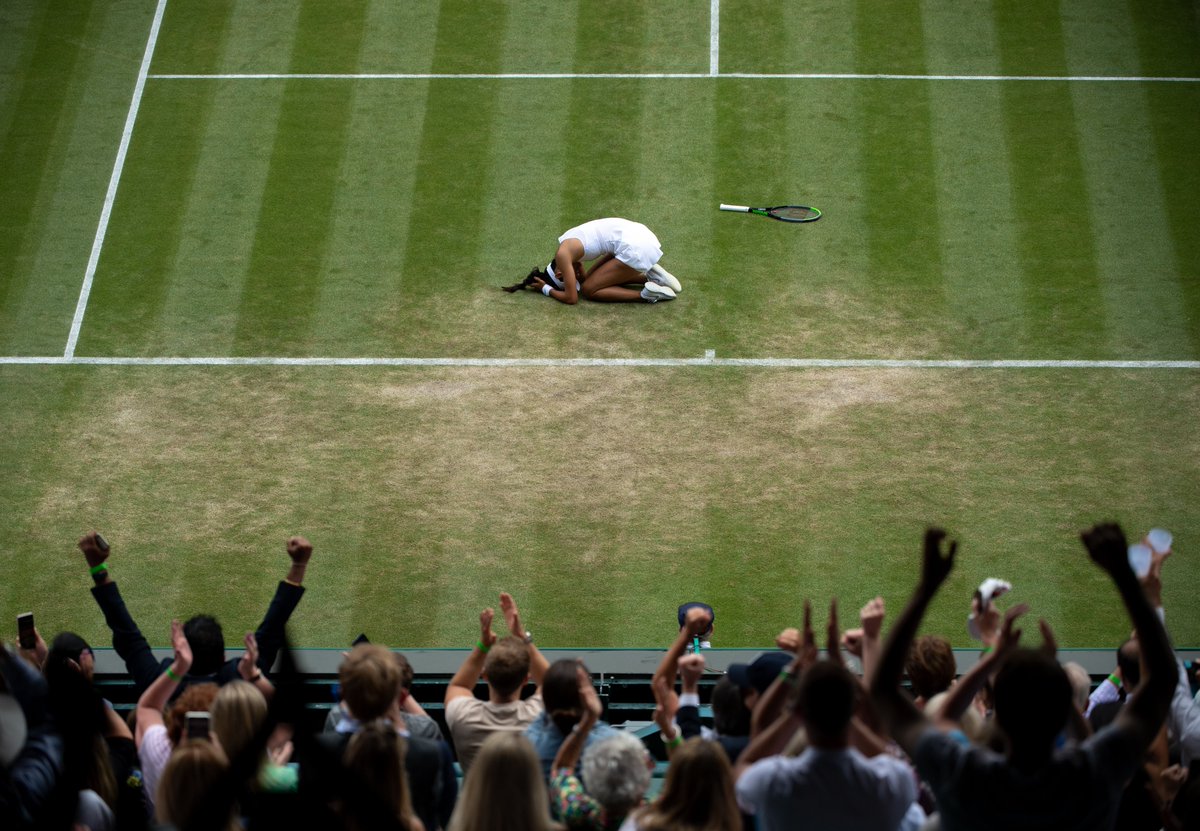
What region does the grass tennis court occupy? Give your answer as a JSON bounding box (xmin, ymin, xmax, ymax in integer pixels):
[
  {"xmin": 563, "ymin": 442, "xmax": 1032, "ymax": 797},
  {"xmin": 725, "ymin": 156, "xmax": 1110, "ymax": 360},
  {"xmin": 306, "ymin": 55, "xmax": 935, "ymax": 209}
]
[{"xmin": 2, "ymin": 0, "xmax": 1198, "ymax": 651}]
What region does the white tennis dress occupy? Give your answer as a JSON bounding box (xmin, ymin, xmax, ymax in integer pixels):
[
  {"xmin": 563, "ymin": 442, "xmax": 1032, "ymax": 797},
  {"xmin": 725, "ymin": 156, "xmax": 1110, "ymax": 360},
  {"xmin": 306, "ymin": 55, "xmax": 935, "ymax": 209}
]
[{"xmin": 558, "ymin": 218, "xmax": 663, "ymax": 272}]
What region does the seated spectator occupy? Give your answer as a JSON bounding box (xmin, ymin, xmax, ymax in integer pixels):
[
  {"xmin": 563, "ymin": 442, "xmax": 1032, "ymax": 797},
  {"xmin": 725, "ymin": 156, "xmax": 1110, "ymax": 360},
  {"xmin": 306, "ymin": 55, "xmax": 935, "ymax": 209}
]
[
  {"xmin": 134, "ymin": 619, "xmax": 222, "ymax": 815},
  {"xmin": 326, "ymin": 648, "xmax": 443, "ymax": 741},
  {"xmin": 726, "ymin": 652, "xmax": 792, "ymax": 716},
  {"xmin": 735, "ymin": 600, "xmax": 917, "ymax": 831},
  {"xmin": 341, "ymin": 720, "xmax": 424, "ymax": 831},
  {"xmin": 1, "ymin": 640, "xmax": 63, "ymax": 830},
  {"xmin": 526, "ymin": 660, "xmax": 618, "ymax": 780},
  {"xmin": 210, "ymin": 680, "xmax": 295, "ymax": 793},
  {"xmin": 79, "ymin": 532, "xmax": 312, "ymax": 696},
  {"xmin": 868, "ymin": 524, "xmax": 1179, "ymax": 831},
  {"xmin": 155, "ymin": 739, "xmax": 238, "ymax": 831},
  {"xmin": 445, "ymin": 593, "xmax": 548, "ymax": 772},
  {"xmin": 447, "ymin": 732, "xmax": 562, "ymax": 831},
  {"xmin": 620, "ymin": 738, "xmax": 740, "ymax": 831},
  {"xmin": 905, "ymin": 635, "xmax": 955, "ymax": 707},
  {"xmin": 42, "ymin": 631, "xmax": 147, "ymax": 830},
  {"xmin": 1087, "ymin": 638, "xmax": 1140, "ymax": 724},
  {"xmin": 551, "ymin": 665, "xmax": 651, "ymax": 830},
  {"xmin": 303, "ymin": 643, "xmax": 454, "ymax": 831}
]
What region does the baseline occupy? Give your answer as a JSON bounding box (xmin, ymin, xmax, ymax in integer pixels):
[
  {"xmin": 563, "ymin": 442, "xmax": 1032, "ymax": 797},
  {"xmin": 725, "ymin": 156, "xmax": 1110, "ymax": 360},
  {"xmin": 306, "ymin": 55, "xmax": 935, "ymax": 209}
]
[{"xmin": 2, "ymin": 355, "xmax": 1198, "ymax": 369}]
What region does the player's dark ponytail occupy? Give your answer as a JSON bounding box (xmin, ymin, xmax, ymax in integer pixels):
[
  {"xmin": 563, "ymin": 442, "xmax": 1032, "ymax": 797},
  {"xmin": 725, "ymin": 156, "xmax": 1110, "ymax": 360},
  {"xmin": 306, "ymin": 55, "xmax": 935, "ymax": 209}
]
[{"xmin": 502, "ymin": 267, "xmax": 545, "ymax": 293}]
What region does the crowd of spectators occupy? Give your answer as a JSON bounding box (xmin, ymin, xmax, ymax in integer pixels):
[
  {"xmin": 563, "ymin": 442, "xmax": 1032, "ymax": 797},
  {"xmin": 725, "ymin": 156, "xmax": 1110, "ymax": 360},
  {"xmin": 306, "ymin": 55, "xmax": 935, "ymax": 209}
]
[{"xmin": 1, "ymin": 522, "xmax": 1198, "ymax": 830}]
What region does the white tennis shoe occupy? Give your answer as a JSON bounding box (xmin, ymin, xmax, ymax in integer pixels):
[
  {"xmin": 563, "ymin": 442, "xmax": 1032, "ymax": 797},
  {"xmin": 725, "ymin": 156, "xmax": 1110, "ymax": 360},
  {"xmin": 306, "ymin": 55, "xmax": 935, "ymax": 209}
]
[
  {"xmin": 645, "ymin": 263, "xmax": 682, "ymax": 293},
  {"xmin": 640, "ymin": 283, "xmax": 677, "ymax": 303}
]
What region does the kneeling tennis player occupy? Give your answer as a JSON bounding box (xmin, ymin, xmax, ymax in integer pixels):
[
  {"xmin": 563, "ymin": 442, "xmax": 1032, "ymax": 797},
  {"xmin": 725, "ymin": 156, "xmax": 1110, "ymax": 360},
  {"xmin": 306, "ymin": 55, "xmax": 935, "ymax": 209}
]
[{"xmin": 527, "ymin": 218, "xmax": 682, "ymax": 304}]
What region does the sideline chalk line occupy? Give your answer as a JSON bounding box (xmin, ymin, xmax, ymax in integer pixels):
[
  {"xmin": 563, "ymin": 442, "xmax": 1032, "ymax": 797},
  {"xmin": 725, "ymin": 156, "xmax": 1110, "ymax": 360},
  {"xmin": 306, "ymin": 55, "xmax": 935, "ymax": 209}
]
[
  {"xmin": 3, "ymin": 355, "xmax": 1199, "ymax": 369},
  {"xmin": 64, "ymin": 0, "xmax": 169, "ymax": 359}
]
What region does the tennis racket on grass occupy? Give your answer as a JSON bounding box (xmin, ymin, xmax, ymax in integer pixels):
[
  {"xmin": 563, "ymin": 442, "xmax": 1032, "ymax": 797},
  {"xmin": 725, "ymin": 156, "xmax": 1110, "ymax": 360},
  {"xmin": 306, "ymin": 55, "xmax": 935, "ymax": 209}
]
[{"xmin": 719, "ymin": 203, "xmax": 821, "ymax": 223}]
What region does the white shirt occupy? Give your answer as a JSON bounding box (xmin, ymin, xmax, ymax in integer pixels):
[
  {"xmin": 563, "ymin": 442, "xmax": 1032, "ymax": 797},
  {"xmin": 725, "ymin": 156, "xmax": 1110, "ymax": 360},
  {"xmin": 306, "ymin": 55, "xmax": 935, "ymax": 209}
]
[{"xmin": 559, "ymin": 218, "xmax": 662, "ymax": 272}]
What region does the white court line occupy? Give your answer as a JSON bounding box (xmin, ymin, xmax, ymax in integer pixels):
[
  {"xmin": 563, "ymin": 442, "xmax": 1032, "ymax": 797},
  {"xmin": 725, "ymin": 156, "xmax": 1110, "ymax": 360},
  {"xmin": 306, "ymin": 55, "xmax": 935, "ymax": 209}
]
[
  {"xmin": 710, "ymin": 0, "xmax": 720, "ymax": 76},
  {"xmin": 147, "ymin": 72, "xmax": 1200, "ymax": 83},
  {"xmin": 64, "ymin": 0, "xmax": 170, "ymax": 359},
  {"xmin": 3, "ymin": 355, "xmax": 1198, "ymax": 369}
]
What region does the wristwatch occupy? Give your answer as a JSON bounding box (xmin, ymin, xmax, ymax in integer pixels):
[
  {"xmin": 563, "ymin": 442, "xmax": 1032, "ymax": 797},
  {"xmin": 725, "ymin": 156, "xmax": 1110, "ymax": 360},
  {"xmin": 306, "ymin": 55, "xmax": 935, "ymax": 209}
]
[{"xmin": 523, "ymin": 630, "xmax": 534, "ymax": 644}]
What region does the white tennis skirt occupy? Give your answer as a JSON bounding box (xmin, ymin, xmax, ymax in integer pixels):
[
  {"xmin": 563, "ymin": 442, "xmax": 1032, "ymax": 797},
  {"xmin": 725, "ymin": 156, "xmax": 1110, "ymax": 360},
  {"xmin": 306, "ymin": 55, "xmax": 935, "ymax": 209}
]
[
  {"xmin": 614, "ymin": 223, "xmax": 663, "ymax": 272},
  {"xmin": 560, "ymin": 218, "xmax": 663, "ymax": 272}
]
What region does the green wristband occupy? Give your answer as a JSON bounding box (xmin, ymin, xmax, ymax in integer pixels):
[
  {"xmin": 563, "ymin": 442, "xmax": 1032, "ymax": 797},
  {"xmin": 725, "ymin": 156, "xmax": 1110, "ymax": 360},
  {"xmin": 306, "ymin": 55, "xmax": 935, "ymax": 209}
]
[
  {"xmin": 89, "ymin": 563, "xmax": 108, "ymax": 576},
  {"xmin": 476, "ymin": 640, "xmax": 490, "ymax": 654},
  {"xmin": 779, "ymin": 669, "xmax": 796, "ymax": 684},
  {"xmin": 1108, "ymin": 673, "xmax": 1121, "ymax": 687},
  {"xmin": 165, "ymin": 667, "xmax": 180, "ymax": 682},
  {"xmin": 666, "ymin": 735, "xmax": 683, "ymax": 749}
]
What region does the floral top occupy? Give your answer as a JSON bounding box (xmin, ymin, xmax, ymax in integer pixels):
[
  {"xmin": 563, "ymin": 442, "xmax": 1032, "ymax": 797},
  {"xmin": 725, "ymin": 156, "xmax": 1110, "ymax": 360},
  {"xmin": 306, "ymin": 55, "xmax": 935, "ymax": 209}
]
[{"xmin": 550, "ymin": 769, "xmax": 627, "ymax": 831}]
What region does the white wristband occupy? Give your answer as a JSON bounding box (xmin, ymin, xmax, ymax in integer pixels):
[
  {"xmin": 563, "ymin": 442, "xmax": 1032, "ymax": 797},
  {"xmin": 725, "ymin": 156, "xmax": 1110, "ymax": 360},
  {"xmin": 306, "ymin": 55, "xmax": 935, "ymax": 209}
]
[{"xmin": 542, "ymin": 284, "xmax": 552, "ymax": 296}]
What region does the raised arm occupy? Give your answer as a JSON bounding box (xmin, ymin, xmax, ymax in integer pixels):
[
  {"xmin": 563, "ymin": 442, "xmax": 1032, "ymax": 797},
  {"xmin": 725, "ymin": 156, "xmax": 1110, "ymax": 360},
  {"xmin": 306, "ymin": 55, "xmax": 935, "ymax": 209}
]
[
  {"xmin": 933, "ymin": 603, "xmax": 1027, "ymax": 725},
  {"xmin": 500, "ymin": 592, "xmax": 549, "ymax": 688},
  {"xmin": 1082, "ymin": 524, "xmax": 1178, "ymax": 754},
  {"xmin": 751, "ymin": 601, "xmax": 817, "ymax": 738},
  {"xmin": 445, "ymin": 607, "xmax": 497, "ymax": 703},
  {"xmin": 868, "ymin": 528, "xmax": 957, "ymax": 755},
  {"xmin": 858, "ymin": 596, "xmax": 886, "ymax": 683},
  {"xmin": 553, "ymin": 664, "xmax": 603, "ymax": 773},
  {"xmin": 135, "ymin": 620, "xmax": 192, "ymax": 747},
  {"xmin": 652, "ymin": 606, "xmax": 713, "ymax": 710}
]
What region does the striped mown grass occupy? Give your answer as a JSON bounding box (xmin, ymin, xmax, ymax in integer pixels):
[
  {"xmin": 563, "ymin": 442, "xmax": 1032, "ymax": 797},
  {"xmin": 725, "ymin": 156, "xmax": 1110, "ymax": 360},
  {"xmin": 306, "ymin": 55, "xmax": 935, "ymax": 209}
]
[{"xmin": 1, "ymin": 0, "xmax": 1197, "ymax": 648}]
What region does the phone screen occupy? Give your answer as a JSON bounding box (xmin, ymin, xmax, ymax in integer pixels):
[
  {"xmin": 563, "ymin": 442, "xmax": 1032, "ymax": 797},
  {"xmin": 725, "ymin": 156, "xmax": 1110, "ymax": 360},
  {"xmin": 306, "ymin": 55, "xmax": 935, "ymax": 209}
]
[
  {"xmin": 185, "ymin": 712, "xmax": 210, "ymax": 740},
  {"xmin": 17, "ymin": 613, "xmax": 35, "ymax": 650}
]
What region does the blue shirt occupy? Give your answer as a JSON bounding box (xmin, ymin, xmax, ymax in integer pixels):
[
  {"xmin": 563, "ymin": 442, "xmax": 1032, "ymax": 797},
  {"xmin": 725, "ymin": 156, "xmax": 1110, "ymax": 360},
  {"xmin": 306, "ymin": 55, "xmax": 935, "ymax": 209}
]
[{"xmin": 524, "ymin": 713, "xmax": 619, "ymax": 781}]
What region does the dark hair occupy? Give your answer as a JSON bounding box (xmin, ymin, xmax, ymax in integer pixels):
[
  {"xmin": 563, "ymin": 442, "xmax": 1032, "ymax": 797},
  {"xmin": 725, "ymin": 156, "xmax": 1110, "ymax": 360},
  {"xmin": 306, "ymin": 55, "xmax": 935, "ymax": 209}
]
[
  {"xmin": 543, "ymin": 660, "xmax": 587, "ymax": 735},
  {"xmin": 43, "ymin": 633, "xmax": 116, "ymax": 816},
  {"xmin": 905, "ymin": 635, "xmax": 956, "ymax": 700},
  {"xmin": 502, "ymin": 267, "xmax": 547, "ymax": 293},
  {"xmin": 711, "ymin": 676, "xmax": 751, "ymax": 737},
  {"xmin": 795, "ymin": 662, "xmax": 858, "ymax": 742},
  {"xmin": 993, "ymin": 649, "xmax": 1071, "ymax": 754},
  {"xmin": 1117, "ymin": 639, "xmax": 1141, "ymax": 692},
  {"xmin": 183, "ymin": 615, "xmax": 225, "ymax": 677},
  {"xmin": 394, "ymin": 652, "xmax": 415, "ymax": 692}
]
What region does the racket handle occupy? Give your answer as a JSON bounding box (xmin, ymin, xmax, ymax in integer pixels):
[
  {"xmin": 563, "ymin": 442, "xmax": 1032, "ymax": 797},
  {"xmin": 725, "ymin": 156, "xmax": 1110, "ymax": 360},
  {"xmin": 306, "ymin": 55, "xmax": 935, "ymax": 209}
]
[{"xmin": 719, "ymin": 204, "xmax": 750, "ymax": 212}]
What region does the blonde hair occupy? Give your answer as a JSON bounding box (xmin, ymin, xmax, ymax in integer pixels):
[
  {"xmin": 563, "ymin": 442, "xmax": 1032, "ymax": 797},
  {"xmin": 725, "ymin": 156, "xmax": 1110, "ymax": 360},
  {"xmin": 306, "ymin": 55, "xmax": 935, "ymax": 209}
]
[
  {"xmin": 343, "ymin": 721, "xmax": 420, "ymax": 831},
  {"xmin": 633, "ymin": 739, "xmax": 740, "ymax": 831},
  {"xmin": 448, "ymin": 732, "xmax": 561, "ymax": 831},
  {"xmin": 156, "ymin": 739, "xmax": 238, "ymax": 831},
  {"xmin": 211, "ymin": 680, "xmax": 268, "ymax": 766}
]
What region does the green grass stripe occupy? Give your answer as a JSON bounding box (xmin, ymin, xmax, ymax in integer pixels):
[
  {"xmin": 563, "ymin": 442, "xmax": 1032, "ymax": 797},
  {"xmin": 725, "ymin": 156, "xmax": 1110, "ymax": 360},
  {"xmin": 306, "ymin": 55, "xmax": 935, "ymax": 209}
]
[
  {"xmin": 0, "ymin": 0, "xmax": 96, "ymax": 351},
  {"xmin": 994, "ymin": 2, "xmax": 1109, "ymax": 358},
  {"xmin": 84, "ymin": 79, "xmax": 227, "ymax": 355},
  {"xmin": 230, "ymin": 0, "xmax": 370, "ymax": 355},
  {"xmin": 1069, "ymin": 84, "xmax": 1194, "ymax": 358},
  {"xmin": 1121, "ymin": 0, "xmax": 1200, "ymax": 78}
]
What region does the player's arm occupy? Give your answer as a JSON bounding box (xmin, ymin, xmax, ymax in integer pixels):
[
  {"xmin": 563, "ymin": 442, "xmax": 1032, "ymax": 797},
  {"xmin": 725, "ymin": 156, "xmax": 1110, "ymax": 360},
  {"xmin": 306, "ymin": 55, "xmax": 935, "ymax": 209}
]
[{"xmin": 552, "ymin": 239, "xmax": 584, "ymax": 304}]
